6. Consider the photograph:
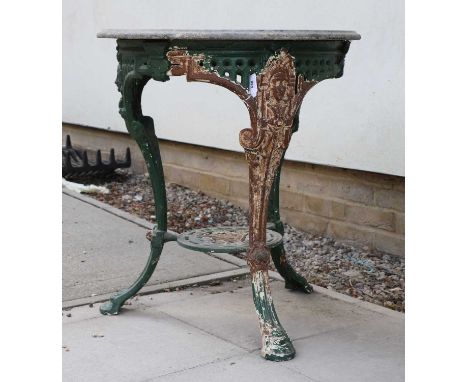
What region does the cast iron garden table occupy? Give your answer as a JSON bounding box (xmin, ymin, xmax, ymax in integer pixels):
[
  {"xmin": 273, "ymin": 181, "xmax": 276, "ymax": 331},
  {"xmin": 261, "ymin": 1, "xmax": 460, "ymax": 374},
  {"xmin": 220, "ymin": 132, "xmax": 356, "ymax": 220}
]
[{"xmin": 97, "ymin": 29, "xmax": 360, "ymax": 361}]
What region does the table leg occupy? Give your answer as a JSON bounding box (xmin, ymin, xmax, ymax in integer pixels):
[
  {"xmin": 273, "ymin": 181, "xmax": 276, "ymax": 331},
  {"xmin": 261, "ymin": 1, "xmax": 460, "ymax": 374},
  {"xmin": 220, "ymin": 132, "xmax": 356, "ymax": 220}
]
[
  {"xmin": 268, "ymin": 155, "xmax": 313, "ymax": 293},
  {"xmin": 238, "ymin": 51, "xmax": 318, "ymax": 360},
  {"xmin": 166, "ymin": 49, "xmax": 316, "ymax": 359},
  {"xmin": 244, "ymin": 149, "xmax": 296, "ymax": 361},
  {"xmin": 100, "ymin": 71, "xmax": 175, "ymax": 315}
]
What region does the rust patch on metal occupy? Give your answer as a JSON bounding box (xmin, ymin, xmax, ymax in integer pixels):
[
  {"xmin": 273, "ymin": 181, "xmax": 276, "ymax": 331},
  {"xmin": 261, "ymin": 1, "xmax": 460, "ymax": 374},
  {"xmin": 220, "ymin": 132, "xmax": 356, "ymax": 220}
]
[
  {"xmin": 167, "ymin": 49, "xmax": 257, "ymax": 124},
  {"xmin": 241, "ymin": 51, "xmax": 316, "ymax": 271},
  {"xmin": 146, "ymin": 230, "xmax": 153, "ymax": 241},
  {"xmin": 279, "ymin": 253, "xmax": 288, "ymax": 266},
  {"xmin": 167, "ymin": 49, "xmax": 316, "ymax": 272}
]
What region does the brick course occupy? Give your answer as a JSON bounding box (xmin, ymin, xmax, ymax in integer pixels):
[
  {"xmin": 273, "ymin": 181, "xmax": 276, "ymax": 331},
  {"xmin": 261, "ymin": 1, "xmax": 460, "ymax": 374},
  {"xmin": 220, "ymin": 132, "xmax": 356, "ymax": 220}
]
[{"xmin": 63, "ymin": 123, "xmax": 405, "ymax": 256}]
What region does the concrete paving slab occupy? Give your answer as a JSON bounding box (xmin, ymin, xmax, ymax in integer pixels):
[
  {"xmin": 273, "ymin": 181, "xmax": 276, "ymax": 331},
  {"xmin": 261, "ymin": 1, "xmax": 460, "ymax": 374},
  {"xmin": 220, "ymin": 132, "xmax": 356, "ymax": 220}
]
[
  {"xmin": 147, "ymin": 352, "xmax": 316, "ymax": 382},
  {"xmin": 63, "ymin": 268, "xmax": 251, "ymax": 309},
  {"xmin": 63, "ymin": 280, "xmax": 403, "ymax": 382},
  {"xmin": 62, "ymin": 309, "xmax": 245, "ymax": 382},
  {"xmin": 62, "ymin": 277, "xmax": 252, "ymax": 324},
  {"xmin": 63, "ymin": 189, "xmax": 154, "ymax": 230},
  {"xmin": 63, "ymin": 193, "xmax": 238, "ymax": 301},
  {"xmin": 63, "ymin": 190, "xmax": 403, "ymax": 382},
  {"xmin": 155, "ymin": 281, "xmax": 379, "ymax": 352},
  {"xmin": 283, "ymin": 318, "xmax": 404, "ymax": 382}
]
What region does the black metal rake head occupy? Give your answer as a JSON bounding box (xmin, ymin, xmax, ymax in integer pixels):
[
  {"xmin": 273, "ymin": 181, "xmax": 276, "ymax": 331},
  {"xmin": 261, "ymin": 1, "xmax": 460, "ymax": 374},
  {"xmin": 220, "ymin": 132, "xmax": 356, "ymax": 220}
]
[{"xmin": 62, "ymin": 135, "xmax": 131, "ymax": 178}]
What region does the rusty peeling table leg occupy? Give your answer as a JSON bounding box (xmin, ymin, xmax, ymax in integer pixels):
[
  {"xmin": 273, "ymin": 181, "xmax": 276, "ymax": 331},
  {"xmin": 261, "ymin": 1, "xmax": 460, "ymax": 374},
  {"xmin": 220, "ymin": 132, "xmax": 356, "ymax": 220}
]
[
  {"xmin": 167, "ymin": 49, "xmax": 317, "ymax": 360},
  {"xmin": 239, "ymin": 52, "xmax": 316, "ymax": 360}
]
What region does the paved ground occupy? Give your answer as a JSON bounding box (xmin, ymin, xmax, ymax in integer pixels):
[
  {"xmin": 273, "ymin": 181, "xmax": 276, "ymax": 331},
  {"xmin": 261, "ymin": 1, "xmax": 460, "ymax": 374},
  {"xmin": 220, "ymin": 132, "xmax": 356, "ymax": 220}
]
[
  {"xmin": 63, "ymin": 192, "xmax": 248, "ymax": 305},
  {"xmin": 62, "ymin": 190, "xmax": 404, "ymax": 382}
]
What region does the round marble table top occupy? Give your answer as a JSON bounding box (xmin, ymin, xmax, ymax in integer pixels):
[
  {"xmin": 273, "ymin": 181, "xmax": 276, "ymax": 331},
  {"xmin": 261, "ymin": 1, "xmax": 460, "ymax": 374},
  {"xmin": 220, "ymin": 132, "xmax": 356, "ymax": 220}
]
[{"xmin": 98, "ymin": 29, "xmax": 361, "ymax": 41}]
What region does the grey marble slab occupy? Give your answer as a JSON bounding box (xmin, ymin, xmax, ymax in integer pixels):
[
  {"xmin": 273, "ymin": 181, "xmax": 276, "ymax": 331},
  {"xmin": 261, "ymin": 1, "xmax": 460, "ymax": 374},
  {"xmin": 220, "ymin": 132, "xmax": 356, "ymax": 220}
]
[{"xmin": 97, "ymin": 29, "xmax": 361, "ymax": 41}]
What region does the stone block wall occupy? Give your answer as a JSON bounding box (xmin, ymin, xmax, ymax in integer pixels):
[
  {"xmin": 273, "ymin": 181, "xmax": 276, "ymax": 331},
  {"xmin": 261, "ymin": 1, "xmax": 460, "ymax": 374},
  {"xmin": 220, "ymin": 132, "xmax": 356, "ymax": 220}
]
[{"xmin": 63, "ymin": 123, "xmax": 404, "ymax": 256}]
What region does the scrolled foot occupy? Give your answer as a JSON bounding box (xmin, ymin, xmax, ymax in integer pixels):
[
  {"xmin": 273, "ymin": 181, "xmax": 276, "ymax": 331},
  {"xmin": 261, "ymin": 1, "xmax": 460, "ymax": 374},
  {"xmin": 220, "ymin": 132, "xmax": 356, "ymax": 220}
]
[
  {"xmin": 99, "ymin": 231, "xmax": 165, "ymax": 317},
  {"xmin": 262, "ymin": 327, "xmax": 296, "ymax": 361},
  {"xmin": 285, "ymin": 279, "xmax": 313, "ymax": 294},
  {"xmin": 250, "ymin": 269, "xmax": 296, "ymax": 361},
  {"xmin": 99, "ymin": 294, "xmax": 126, "ymax": 315},
  {"xmin": 270, "ymin": 244, "xmax": 314, "ymax": 294}
]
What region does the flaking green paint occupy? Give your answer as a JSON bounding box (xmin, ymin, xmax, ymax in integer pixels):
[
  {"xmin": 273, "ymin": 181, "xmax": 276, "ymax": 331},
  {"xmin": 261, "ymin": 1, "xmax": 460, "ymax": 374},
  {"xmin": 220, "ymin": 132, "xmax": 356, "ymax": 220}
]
[{"xmin": 251, "ymin": 270, "xmax": 296, "ymax": 361}]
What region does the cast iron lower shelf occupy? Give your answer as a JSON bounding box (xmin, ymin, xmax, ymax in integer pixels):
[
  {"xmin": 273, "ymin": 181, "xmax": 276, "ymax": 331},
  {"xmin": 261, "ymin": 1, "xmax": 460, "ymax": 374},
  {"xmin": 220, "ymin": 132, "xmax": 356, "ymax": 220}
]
[{"xmin": 176, "ymin": 226, "xmax": 283, "ymax": 253}]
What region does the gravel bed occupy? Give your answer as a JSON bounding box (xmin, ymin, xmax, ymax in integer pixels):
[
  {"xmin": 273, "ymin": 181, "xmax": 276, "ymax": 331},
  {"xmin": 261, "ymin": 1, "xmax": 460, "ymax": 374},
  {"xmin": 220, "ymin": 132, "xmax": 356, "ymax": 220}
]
[{"xmin": 77, "ymin": 172, "xmax": 404, "ymax": 312}]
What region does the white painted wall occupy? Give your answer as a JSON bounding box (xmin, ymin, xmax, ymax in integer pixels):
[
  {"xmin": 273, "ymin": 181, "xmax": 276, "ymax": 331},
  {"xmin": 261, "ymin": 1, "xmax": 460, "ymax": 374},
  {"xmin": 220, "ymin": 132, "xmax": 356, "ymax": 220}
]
[{"xmin": 63, "ymin": 0, "xmax": 404, "ymax": 176}]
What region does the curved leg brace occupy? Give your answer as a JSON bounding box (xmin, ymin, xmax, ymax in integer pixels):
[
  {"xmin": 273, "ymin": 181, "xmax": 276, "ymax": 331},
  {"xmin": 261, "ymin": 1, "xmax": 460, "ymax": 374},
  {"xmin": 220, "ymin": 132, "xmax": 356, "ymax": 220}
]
[{"xmin": 100, "ymin": 72, "xmax": 171, "ymax": 315}]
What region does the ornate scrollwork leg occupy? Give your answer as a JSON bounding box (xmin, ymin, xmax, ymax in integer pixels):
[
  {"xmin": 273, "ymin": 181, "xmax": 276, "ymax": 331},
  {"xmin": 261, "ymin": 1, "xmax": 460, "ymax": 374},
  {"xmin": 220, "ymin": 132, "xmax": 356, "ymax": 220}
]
[
  {"xmin": 268, "ymin": 150, "xmax": 313, "ymax": 293},
  {"xmin": 239, "ymin": 52, "xmax": 316, "ymax": 361},
  {"xmin": 167, "ymin": 49, "xmax": 316, "ymax": 360},
  {"xmin": 100, "ymin": 71, "xmax": 175, "ymax": 315}
]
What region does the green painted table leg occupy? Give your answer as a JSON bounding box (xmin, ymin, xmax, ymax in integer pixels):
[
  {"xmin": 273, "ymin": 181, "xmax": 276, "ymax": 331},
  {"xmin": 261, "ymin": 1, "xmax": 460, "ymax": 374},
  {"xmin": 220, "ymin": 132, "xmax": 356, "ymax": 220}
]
[
  {"xmin": 100, "ymin": 71, "xmax": 170, "ymax": 315},
  {"xmin": 268, "ymin": 114, "xmax": 313, "ymax": 294},
  {"xmin": 100, "ymin": 230, "xmax": 165, "ymax": 315}
]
